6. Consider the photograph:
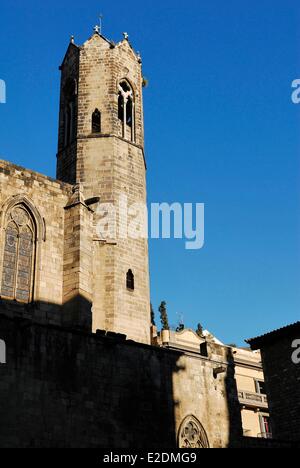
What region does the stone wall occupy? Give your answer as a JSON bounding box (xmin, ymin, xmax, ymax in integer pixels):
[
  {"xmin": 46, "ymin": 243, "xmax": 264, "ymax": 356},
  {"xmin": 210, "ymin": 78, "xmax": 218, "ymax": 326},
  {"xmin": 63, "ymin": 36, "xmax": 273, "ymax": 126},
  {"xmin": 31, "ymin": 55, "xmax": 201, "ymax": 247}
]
[
  {"xmin": 0, "ymin": 313, "xmax": 242, "ymax": 448},
  {"xmin": 0, "ymin": 160, "xmax": 71, "ymax": 324}
]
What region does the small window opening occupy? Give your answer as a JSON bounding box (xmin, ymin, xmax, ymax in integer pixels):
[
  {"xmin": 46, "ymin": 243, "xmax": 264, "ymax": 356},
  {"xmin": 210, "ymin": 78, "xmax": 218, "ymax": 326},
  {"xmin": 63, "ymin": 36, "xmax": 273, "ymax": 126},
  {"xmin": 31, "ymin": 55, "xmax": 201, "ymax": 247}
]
[
  {"xmin": 256, "ymin": 380, "xmax": 266, "ymax": 395},
  {"xmin": 200, "ymin": 342, "xmax": 208, "ymax": 358},
  {"xmin": 126, "ymin": 269, "xmax": 135, "ymax": 291},
  {"xmin": 92, "ymin": 109, "xmax": 101, "ymax": 133}
]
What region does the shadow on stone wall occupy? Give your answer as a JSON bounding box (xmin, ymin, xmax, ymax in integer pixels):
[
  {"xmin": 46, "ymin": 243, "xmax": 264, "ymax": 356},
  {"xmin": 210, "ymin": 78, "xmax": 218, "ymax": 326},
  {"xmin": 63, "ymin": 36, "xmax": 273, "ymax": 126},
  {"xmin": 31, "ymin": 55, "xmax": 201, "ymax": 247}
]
[
  {"xmin": 0, "ymin": 293, "xmax": 92, "ymax": 331},
  {"xmin": 225, "ymin": 347, "xmax": 243, "ymax": 448},
  {"xmin": 0, "ymin": 298, "xmax": 184, "ymax": 448},
  {"xmin": 0, "ymin": 298, "xmax": 247, "ymax": 448}
]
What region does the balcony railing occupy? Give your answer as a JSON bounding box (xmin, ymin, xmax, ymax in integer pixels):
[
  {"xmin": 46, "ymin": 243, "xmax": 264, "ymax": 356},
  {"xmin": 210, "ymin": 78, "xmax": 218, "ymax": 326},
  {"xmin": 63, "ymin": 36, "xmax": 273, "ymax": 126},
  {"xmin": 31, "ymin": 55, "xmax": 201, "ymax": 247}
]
[{"xmin": 238, "ymin": 390, "xmax": 268, "ymax": 409}]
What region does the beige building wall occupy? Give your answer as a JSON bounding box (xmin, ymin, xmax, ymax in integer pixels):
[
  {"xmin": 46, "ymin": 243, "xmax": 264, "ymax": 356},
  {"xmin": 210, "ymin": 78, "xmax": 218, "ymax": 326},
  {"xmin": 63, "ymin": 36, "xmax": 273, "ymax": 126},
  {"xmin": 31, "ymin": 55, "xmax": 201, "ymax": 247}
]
[
  {"xmin": 233, "ymin": 347, "xmax": 269, "ymax": 438},
  {"xmin": 241, "ymin": 409, "xmax": 262, "ymax": 438}
]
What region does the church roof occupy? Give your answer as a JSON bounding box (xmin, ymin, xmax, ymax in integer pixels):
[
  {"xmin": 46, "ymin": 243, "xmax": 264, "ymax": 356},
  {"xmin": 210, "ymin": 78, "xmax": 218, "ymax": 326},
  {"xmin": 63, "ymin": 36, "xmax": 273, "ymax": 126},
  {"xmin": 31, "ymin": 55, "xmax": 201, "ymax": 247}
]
[
  {"xmin": 83, "ymin": 30, "xmax": 115, "ymax": 47},
  {"xmin": 246, "ymin": 321, "xmax": 300, "ymax": 350},
  {"xmin": 59, "ymin": 42, "xmax": 79, "ymax": 69},
  {"xmin": 60, "ymin": 29, "xmax": 141, "ymax": 69}
]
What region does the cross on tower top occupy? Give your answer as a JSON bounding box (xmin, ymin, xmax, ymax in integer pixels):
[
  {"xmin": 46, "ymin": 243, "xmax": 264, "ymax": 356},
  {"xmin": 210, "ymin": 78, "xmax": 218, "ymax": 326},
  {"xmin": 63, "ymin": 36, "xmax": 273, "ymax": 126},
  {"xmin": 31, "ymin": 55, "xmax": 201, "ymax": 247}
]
[{"xmin": 93, "ymin": 15, "xmax": 103, "ymax": 35}]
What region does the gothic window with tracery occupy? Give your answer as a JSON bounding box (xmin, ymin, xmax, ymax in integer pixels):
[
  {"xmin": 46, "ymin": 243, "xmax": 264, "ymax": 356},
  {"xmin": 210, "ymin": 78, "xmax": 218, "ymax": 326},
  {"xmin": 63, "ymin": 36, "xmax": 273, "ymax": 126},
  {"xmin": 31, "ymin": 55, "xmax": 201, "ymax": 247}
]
[
  {"xmin": 118, "ymin": 80, "xmax": 135, "ymax": 142},
  {"xmin": 1, "ymin": 205, "xmax": 36, "ymax": 303},
  {"xmin": 178, "ymin": 416, "xmax": 209, "ymax": 449}
]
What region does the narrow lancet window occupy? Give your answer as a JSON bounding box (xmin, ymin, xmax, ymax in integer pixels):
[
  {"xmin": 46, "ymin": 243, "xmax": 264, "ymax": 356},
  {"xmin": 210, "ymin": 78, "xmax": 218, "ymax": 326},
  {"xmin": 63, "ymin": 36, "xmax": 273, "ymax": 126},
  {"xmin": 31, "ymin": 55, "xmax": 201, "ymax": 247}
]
[
  {"xmin": 63, "ymin": 78, "xmax": 77, "ymax": 147},
  {"xmin": 118, "ymin": 80, "xmax": 135, "ymax": 142},
  {"xmin": 92, "ymin": 109, "xmax": 101, "ymax": 133},
  {"xmin": 118, "ymin": 93, "xmax": 124, "ymax": 122},
  {"xmin": 126, "ymin": 97, "xmax": 133, "ymax": 127},
  {"xmin": 126, "ymin": 269, "xmax": 135, "ymax": 291}
]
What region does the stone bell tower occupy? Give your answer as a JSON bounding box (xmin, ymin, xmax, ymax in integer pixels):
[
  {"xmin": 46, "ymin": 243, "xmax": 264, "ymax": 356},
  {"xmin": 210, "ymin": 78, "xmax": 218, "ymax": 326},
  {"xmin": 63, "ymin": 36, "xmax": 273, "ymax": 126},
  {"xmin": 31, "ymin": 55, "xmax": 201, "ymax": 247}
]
[{"xmin": 57, "ymin": 28, "xmax": 150, "ymax": 344}]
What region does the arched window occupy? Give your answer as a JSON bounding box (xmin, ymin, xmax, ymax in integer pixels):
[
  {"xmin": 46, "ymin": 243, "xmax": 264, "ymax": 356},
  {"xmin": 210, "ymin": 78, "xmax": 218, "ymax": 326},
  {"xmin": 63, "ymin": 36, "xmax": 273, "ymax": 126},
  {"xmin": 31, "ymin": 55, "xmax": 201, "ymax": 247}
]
[
  {"xmin": 118, "ymin": 80, "xmax": 135, "ymax": 142},
  {"xmin": 126, "ymin": 269, "xmax": 135, "ymax": 291},
  {"xmin": 0, "ymin": 339, "xmax": 6, "ymax": 364},
  {"xmin": 178, "ymin": 416, "xmax": 209, "ymax": 449},
  {"xmin": 92, "ymin": 108, "xmax": 101, "ymax": 133},
  {"xmin": 63, "ymin": 78, "xmax": 77, "ymax": 147},
  {"xmin": 1, "ymin": 204, "xmax": 36, "ymax": 303}
]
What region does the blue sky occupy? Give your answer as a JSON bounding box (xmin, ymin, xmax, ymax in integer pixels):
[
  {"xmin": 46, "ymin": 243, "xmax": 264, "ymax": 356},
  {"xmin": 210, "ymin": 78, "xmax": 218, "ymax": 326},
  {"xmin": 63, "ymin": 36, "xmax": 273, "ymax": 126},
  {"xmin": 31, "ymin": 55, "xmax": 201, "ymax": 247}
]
[{"xmin": 0, "ymin": 0, "xmax": 300, "ymax": 345}]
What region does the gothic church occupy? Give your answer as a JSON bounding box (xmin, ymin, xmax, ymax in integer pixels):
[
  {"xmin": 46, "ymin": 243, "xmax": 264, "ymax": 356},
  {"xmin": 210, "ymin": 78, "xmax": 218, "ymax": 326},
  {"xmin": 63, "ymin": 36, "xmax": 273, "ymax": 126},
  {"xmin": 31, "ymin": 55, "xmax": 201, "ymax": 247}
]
[{"xmin": 0, "ymin": 28, "xmax": 242, "ymax": 448}]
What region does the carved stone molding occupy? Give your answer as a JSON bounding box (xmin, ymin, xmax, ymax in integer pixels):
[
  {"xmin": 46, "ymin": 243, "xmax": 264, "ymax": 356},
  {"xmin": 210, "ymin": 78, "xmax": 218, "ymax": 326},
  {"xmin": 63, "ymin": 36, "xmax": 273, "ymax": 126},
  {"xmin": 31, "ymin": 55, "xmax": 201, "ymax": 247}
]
[{"xmin": 178, "ymin": 415, "xmax": 209, "ymax": 449}]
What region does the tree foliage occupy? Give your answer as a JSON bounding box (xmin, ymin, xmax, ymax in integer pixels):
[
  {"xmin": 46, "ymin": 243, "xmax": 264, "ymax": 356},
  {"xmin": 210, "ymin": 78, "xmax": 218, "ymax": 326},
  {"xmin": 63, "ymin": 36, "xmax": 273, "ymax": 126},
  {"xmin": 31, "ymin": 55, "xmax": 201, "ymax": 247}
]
[
  {"xmin": 150, "ymin": 303, "xmax": 156, "ymax": 326},
  {"xmin": 159, "ymin": 301, "xmax": 169, "ymax": 331}
]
